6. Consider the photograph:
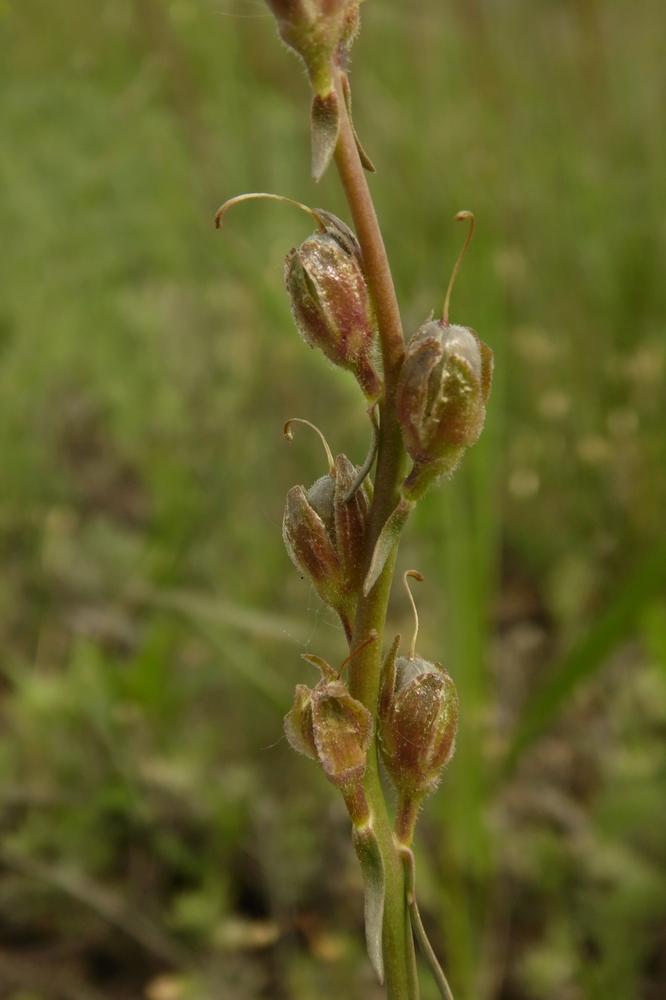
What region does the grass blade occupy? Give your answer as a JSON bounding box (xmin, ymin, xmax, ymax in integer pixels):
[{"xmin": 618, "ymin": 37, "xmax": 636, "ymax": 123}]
[{"xmin": 504, "ymin": 539, "xmax": 666, "ymax": 775}]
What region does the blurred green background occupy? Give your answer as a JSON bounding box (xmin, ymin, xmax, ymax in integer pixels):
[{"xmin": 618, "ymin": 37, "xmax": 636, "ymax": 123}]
[{"xmin": 1, "ymin": 0, "xmax": 665, "ymax": 998}]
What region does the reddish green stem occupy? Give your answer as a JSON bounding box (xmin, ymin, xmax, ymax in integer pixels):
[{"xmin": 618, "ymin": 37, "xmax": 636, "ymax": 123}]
[
  {"xmin": 333, "ymin": 68, "xmax": 417, "ymax": 1000},
  {"xmin": 333, "ymin": 75, "xmax": 405, "ymax": 391}
]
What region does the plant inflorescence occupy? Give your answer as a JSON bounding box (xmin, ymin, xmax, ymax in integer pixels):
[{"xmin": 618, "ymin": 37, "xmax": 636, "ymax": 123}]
[{"xmin": 218, "ymin": 3, "xmax": 493, "ymax": 997}]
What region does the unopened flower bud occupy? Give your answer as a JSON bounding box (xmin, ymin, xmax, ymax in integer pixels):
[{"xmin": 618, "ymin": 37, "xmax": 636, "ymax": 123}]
[
  {"xmin": 397, "ymin": 212, "xmax": 493, "ymax": 497},
  {"xmin": 378, "ymin": 574, "xmax": 458, "ymax": 824},
  {"xmin": 397, "ymin": 317, "xmax": 493, "ymax": 478},
  {"xmin": 215, "ymin": 195, "xmax": 380, "ymax": 366},
  {"xmin": 264, "ymin": 0, "xmax": 361, "ymax": 97},
  {"xmin": 286, "ymin": 213, "xmax": 382, "ymax": 400},
  {"xmin": 284, "ymin": 641, "xmax": 375, "ymax": 812},
  {"xmin": 288, "ymin": 676, "xmax": 372, "ymax": 789},
  {"xmin": 282, "ymin": 420, "xmax": 372, "ymax": 639},
  {"xmin": 379, "ymin": 648, "xmax": 458, "ymax": 801}
]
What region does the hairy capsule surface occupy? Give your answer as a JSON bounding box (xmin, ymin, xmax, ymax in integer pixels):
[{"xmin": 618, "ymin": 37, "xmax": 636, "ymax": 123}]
[
  {"xmin": 286, "ymin": 214, "xmax": 382, "ymax": 400},
  {"xmin": 397, "ymin": 316, "xmax": 493, "ymax": 485}
]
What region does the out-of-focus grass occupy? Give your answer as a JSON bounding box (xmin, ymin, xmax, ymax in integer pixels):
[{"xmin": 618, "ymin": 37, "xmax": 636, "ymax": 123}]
[{"xmin": 0, "ymin": 1, "xmax": 665, "ymax": 998}]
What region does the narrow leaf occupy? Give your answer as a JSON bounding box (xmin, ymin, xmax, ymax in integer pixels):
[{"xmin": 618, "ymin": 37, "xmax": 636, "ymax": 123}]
[
  {"xmin": 352, "ymin": 821, "xmax": 386, "ymax": 984},
  {"xmin": 132, "ymin": 584, "xmax": 309, "ymax": 644},
  {"xmin": 504, "ymin": 539, "xmax": 666, "ymax": 774},
  {"xmin": 401, "ymin": 847, "xmax": 455, "ymax": 1000}
]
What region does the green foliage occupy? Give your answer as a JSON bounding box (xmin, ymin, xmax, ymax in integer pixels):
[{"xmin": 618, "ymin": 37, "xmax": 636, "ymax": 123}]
[{"xmin": 0, "ymin": 0, "xmax": 665, "ymax": 997}]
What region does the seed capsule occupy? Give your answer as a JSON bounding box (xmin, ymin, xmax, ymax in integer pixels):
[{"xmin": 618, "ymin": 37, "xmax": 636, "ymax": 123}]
[
  {"xmin": 282, "ymin": 420, "xmax": 372, "ymax": 640},
  {"xmin": 397, "ymin": 316, "xmax": 493, "ymax": 473},
  {"xmin": 396, "ymin": 212, "xmax": 493, "ymax": 498},
  {"xmin": 284, "ymin": 638, "xmax": 376, "ymax": 814},
  {"xmin": 379, "ymin": 646, "xmax": 459, "ymax": 801},
  {"xmin": 377, "ymin": 574, "xmax": 459, "ymax": 828},
  {"xmin": 285, "ymin": 676, "xmax": 373, "ymax": 791},
  {"xmin": 286, "ymin": 213, "xmax": 382, "ymax": 401},
  {"xmin": 215, "ymin": 195, "xmax": 380, "ymax": 379}
]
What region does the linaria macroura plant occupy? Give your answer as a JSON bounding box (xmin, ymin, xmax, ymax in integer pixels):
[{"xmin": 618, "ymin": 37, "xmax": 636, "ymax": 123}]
[{"xmin": 216, "ymin": 2, "xmax": 493, "ymax": 997}]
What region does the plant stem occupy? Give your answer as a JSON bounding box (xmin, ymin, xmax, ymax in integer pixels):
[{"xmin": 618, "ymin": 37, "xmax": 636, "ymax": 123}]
[
  {"xmin": 395, "ymin": 796, "xmax": 422, "ymax": 849},
  {"xmin": 333, "ymin": 69, "xmax": 417, "ymax": 1000},
  {"xmin": 402, "ymin": 847, "xmax": 456, "ymax": 1000},
  {"xmin": 332, "ymin": 75, "xmax": 405, "ymax": 390}
]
